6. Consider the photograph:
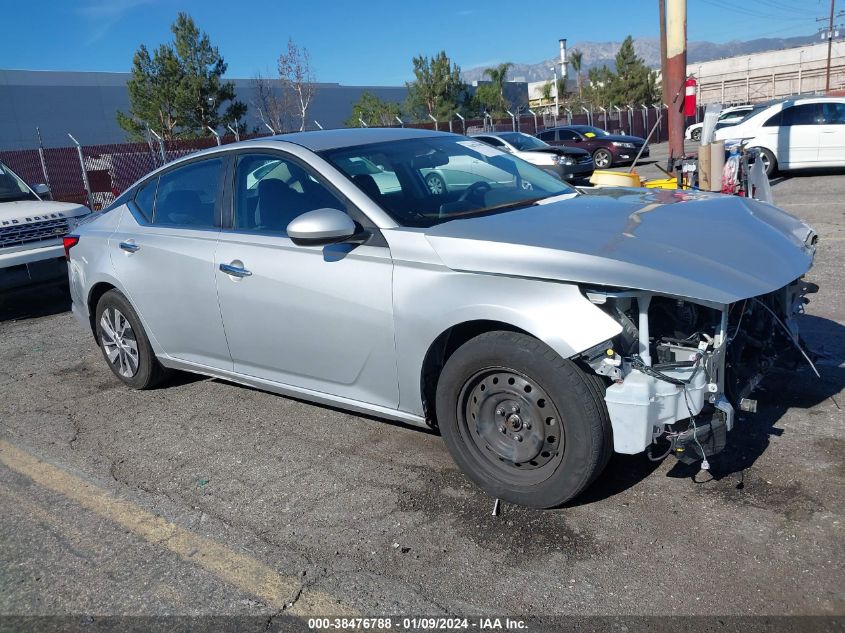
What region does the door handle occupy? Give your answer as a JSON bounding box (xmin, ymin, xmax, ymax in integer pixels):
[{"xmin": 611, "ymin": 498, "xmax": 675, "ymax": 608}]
[
  {"xmin": 119, "ymin": 241, "xmax": 140, "ymax": 253},
  {"xmin": 219, "ymin": 262, "xmax": 252, "ymax": 278}
]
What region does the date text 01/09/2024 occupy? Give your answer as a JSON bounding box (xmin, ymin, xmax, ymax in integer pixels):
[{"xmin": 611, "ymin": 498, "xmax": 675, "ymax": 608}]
[{"xmin": 307, "ymin": 617, "xmax": 528, "ymax": 630}]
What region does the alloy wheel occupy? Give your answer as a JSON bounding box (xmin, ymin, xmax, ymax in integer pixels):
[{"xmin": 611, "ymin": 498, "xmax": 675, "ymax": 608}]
[
  {"xmin": 594, "ymin": 150, "xmax": 611, "ymax": 169},
  {"xmin": 99, "ymin": 307, "xmax": 139, "ymax": 378},
  {"xmin": 426, "ymin": 174, "xmax": 445, "ymax": 195}
]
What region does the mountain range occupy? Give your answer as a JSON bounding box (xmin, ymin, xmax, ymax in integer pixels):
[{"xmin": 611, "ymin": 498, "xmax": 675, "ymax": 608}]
[{"xmin": 461, "ymin": 33, "xmax": 819, "ymax": 84}]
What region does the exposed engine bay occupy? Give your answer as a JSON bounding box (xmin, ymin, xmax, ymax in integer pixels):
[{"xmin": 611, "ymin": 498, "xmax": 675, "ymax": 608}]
[{"xmin": 578, "ymin": 278, "xmax": 819, "ymax": 463}]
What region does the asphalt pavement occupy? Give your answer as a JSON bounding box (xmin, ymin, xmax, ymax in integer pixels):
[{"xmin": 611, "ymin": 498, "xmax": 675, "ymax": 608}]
[{"xmin": 1, "ymin": 148, "xmax": 843, "ymax": 630}]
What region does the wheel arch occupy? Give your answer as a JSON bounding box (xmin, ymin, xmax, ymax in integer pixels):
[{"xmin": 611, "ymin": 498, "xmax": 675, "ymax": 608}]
[
  {"xmin": 87, "ymin": 281, "xmax": 118, "ymax": 337},
  {"xmin": 420, "ymin": 319, "xmax": 531, "ymax": 427}
]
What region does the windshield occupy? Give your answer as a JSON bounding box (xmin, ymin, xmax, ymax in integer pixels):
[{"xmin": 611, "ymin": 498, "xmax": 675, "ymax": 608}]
[
  {"xmin": 0, "ymin": 162, "xmax": 37, "ymax": 203},
  {"xmin": 496, "ymin": 133, "xmax": 549, "ymax": 151},
  {"xmin": 320, "ymin": 136, "xmax": 575, "ymax": 228},
  {"xmin": 573, "ymin": 126, "xmax": 611, "ymax": 137},
  {"xmin": 734, "ymin": 104, "xmax": 770, "ymax": 125}
]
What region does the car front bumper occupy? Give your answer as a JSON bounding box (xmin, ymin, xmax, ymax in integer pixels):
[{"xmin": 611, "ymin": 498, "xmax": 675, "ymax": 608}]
[
  {"xmin": 614, "ymin": 146, "xmax": 649, "ymax": 163},
  {"xmin": 543, "ymin": 161, "xmax": 595, "ymax": 182}
]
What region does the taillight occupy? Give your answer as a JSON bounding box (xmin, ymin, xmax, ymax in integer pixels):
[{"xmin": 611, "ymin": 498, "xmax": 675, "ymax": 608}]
[{"xmin": 63, "ymin": 235, "xmax": 80, "ymax": 261}]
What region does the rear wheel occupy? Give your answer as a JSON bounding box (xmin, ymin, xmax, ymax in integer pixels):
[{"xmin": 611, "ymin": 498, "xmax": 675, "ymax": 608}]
[
  {"xmin": 435, "ymin": 331, "xmax": 612, "ymax": 508},
  {"xmin": 593, "ymin": 148, "xmax": 613, "ymax": 169},
  {"xmin": 95, "ymin": 289, "xmax": 170, "ymax": 389},
  {"xmin": 691, "ymin": 128, "xmax": 702, "ymax": 141},
  {"xmin": 757, "ymin": 147, "xmax": 777, "ymax": 177}
]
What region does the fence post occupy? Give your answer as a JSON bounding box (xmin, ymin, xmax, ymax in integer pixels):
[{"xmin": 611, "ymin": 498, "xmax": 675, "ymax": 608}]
[
  {"xmin": 428, "ymin": 114, "xmax": 438, "ymax": 131},
  {"xmin": 395, "ymin": 116, "xmax": 405, "ymax": 129},
  {"xmin": 67, "ymin": 133, "xmax": 94, "ymax": 211},
  {"xmin": 148, "ymin": 128, "xmax": 166, "ymax": 163},
  {"xmin": 35, "ymin": 127, "xmax": 51, "ymax": 193},
  {"xmin": 454, "ymin": 112, "xmax": 465, "ymax": 134},
  {"xmin": 227, "ymin": 124, "xmax": 241, "ymax": 141},
  {"xmin": 448, "ymin": 118, "xmax": 453, "ymax": 133},
  {"xmin": 206, "ymin": 126, "xmax": 221, "ymax": 146},
  {"xmin": 313, "ymin": 120, "xmax": 324, "ymax": 130}
]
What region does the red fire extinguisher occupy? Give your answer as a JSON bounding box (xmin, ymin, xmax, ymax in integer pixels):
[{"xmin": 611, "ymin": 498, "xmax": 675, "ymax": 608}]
[{"xmin": 684, "ymin": 77, "xmax": 697, "ymax": 117}]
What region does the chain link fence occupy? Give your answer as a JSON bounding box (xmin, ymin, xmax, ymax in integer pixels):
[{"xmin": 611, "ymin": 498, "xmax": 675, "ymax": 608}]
[{"xmin": 1, "ymin": 109, "xmax": 678, "ymax": 210}]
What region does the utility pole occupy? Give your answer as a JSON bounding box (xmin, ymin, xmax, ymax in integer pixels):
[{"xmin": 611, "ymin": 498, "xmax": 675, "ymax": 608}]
[
  {"xmin": 665, "ymin": 0, "xmax": 687, "ymax": 163},
  {"xmin": 659, "ymin": 0, "xmax": 669, "ymax": 106},
  {"xmin": 817, "ymin": 0, "xmax": 844, "ymax": 92}
]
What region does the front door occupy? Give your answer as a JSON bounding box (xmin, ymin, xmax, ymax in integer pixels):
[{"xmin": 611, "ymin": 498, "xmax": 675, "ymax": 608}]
[
  {"xmin": 110, "ymin": 156, "xmax": 231, "ymax": 370},
  {"xmin": 214, "ymin": 151, "xmax": 398, "ymax": 408}
]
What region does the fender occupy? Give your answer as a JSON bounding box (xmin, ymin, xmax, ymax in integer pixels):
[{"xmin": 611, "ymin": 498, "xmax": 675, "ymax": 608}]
[{"xmin": 391, "ymin": 252, "xmax": 622, "ymax": 416}]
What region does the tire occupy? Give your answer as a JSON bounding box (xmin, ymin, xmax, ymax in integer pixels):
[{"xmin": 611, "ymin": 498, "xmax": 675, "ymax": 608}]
[
  {"xmin": 425, "ymin": 173, "xmax": 446, "ymax": 195},
  {"xmin": 435, "ymin": 331, "xmax": 612, "ymax": 508},
  {"xmin": 691, "ymin": 128, "xmax": 702, "ymax": 141},
  {"xmin": 593, "ymin": 148, "xmax": 612, "ymax": 169},
  {"xmin": 757, "ymin": 147, "xmax": 777, "ymax": 177},
  {"xmin": 95, "ymin": 289, "xmax": 170, "ymax": 389}
]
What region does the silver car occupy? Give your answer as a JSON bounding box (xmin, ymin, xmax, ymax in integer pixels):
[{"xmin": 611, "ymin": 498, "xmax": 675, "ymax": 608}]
[{"xmin": 66, "ymin": 128, "xmax": 818, "ymax": 508}]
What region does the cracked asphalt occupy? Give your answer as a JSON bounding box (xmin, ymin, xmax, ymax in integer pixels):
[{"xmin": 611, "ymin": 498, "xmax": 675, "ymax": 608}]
[{"xmin": 1, "ymin": 147, "xmax": 843, "ymax": 628}]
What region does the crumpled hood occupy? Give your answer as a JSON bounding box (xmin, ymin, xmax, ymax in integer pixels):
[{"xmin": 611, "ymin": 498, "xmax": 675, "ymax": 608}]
[
  {"xmin": 0, "ymin": 199, "xmax": 90, "ymax": 223},
  {"xmin": 424, "ymin": 188, "xmax": 816, "ymax": 304}
]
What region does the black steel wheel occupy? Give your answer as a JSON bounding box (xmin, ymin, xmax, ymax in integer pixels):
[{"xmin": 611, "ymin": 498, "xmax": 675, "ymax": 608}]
[
  {"xmin": 459, "ymin": 368, "xmax": 564, "ymax": 486},
  {"xmin": 436, "ymin": 330, "xmax": 612, "ymax": 508}
]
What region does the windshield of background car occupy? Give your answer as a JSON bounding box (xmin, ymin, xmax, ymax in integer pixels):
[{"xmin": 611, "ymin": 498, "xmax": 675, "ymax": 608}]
[
  {"xmin": 735, "ymin": 103, "xmax": 771, "ymax": 125},
  {"xmin": 497, "ymin": 133, "xmax": 548, "ymax": 151},
  {"xmin": 0, "ymin": 162, "xmax": 37, "ymax": 202},
  {"xmin": 320, "ymin": 136, "xmax": 575, "ymax": 228}
]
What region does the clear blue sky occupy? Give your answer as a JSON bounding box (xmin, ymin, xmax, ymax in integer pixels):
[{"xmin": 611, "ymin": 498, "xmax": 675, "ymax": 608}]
[{"xmin": 0, "ymin": 0, "xmax": 829, "ymax": 84}]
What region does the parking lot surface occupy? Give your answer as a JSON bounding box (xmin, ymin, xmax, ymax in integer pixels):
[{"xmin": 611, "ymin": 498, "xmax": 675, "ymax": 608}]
[{"xmin": 1, "ymin": 147, "xmax": 843, "ymax": 626}]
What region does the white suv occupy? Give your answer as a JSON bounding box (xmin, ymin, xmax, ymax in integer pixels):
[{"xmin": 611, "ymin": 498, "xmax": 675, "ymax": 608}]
[
  {"xmin": 0, "ymin": 161, "xmax": 90, "ymax": 291},
  {"xmin": 714, "ymin": 97, "xmax": 845, "ymax": 175}
]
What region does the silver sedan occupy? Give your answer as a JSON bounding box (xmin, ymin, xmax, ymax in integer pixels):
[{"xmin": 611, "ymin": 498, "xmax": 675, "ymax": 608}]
[{"xmin": 66, "ymin": 128, "xmax": 817, "ymax": 508}]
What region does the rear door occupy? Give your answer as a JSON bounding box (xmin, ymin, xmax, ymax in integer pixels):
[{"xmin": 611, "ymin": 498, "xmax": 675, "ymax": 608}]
[
  {"xmin": 818, "ymin": 101, "xmax": 845, "ymax": 166},
  {"xmin": 110, "ymin": 156, "xmax": 231, "ymax": 370},
  {"xmin": 771, "ymin": 103, "xmax": 823, "ymax": 167}
]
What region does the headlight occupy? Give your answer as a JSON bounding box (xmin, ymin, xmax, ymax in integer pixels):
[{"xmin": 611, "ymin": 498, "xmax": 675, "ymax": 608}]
[
  {"xmin": 562, "ymin": 157, "xmax": 574, "ymax": 165},
  {"xmin": 550, "ymin": 155, "xmax": 561, "ymax": 164},
  {"xmin": 612, "ymin": 142, "xmax": 636, "ymax": 149}
]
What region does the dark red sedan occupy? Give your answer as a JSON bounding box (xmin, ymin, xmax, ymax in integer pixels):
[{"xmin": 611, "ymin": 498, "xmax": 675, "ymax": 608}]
[{"xmin": 536, "ymin": 125, "xmax": 649, "ymax": 169}]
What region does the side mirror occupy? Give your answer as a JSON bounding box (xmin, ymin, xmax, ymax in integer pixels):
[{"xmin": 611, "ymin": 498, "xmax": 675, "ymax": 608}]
[
  {"xmin": 32, "ymin": 183, "xmax": 52, "ymax": 199},
  {"xmin": 287, "ymin": 208, "xmax": 358, "ymax": 246}
]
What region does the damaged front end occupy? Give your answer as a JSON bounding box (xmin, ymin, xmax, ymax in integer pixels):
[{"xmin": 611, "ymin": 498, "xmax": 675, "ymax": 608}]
[{"xmin": 578, "ymin": 278, "xmax": 819, "ymax": 463}]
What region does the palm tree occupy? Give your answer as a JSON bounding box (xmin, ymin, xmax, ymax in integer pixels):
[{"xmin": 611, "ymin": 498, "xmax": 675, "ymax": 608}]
[
  {"xmin": 483, "ymin": 62, "xmax": 513, "ymax": 100},
  {"xmin": 569, "ymin": 50, "xmax": 583, "ymax": 98}
]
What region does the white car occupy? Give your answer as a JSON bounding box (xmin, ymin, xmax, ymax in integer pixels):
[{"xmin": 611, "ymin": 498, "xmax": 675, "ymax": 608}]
[
  {"xmin": 470, "ymin": 132, "xmax": 594, "ymax": 182},
  {"xmin": 0, "ymin": 161, "xmax": 90, "ymax": 291},
  {"xmin": 714, "ymin": 97, "xmax": 845, "ymax": 175},
  {"xmin": 685, "ymin": 104, "xmax": 754, "ymax": 141}
]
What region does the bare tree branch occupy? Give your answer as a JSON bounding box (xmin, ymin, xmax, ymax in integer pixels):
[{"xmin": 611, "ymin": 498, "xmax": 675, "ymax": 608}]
[{"xmin": 277, "ymin": 39, "xmax": 316, "ymax": 132}]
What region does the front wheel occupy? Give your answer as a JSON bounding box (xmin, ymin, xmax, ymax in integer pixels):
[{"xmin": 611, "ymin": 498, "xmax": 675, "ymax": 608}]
[
  {"xmin": 435, "ymin": 331, "xmax": 612, "ymax": 508},
  {"xmin": 593, "ymin": 148, "xmax": 613, "ymax": 169},
  {"xmin": 691, "ymin": 128, "xmax": 702, "ymax": 141},
  {"xmin": 95, "ymin": 289, "xmax": 170, "ymax": 389},
  {"xmin": 425, "ymin": 173, "xmax": 446, "ymax": 195}
]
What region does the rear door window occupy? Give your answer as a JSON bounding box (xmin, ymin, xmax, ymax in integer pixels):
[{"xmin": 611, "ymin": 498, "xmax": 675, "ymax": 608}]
[
  {"xmin": 537, "ymin": 130, "xmax": 557, "ymax": 142},
  {"xmin": 133, "ymin": 178, "xmax": 158, "ymax": 222},
  {"xmin": 152, "ymin": 158, "xmax": 224, "ymax": 229}
]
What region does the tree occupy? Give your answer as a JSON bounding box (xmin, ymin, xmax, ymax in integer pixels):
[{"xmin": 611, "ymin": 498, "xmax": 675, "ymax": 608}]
[
  {"xmin": 541, "ymin": 81, "xmax": 553, "ymax": 102},
  {"xmin": 583, "ymin": 36, "xmax": 658, "ymax": 109},
  {"xmin": 117, "ymin": 13, "xmax": 246, "ymax": 140},
  {"xmin": 405, "ymin": 51, "xmax": 467, "ymax": 121},
  {"xmin": 277, "ymin": 38, "xmax": 317, "ymax": 132},
  {"xmin": 476, "ymin": 62, "xmax": 513, "ymax": 116},
  {"xmin": 251, "ymin": 72, "xmax": 288, "ymax": 133},
  {"xmin": 569, "ymin": 50, "xmax": 584, "ymax": 98},
  {"xmin": 346, "ymin": 92, "xmax": 401, "ymax": 127}
]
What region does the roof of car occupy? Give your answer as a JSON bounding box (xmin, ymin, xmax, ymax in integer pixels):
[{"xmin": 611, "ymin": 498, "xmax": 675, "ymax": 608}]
[{"xmin": 263, "ymin": 126, "xmax": 447, "ymax": 151}]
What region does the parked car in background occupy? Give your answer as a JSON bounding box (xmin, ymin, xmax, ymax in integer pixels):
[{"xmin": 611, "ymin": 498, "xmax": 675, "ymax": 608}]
[
  {"xmin": 0, "ymin": 161, "xmax": 90, "ymax": 291},
  {"xmin": 67, "ymin": 128, "xmax": 818, "ymax": 508},
  {"xmin": 537, "ymin": 125, "xmax": 649, "ymax": 169},
  {"xmin": 686, "ymin": 104, "xmax": 754, "ymax": 141},
  {"xmin": 714, "ymin": 96, "xmax": 845, "ymax": 176},
  {"xmin": 470, "ymin": 132, "xmax": 594, "ymax": 183}
]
